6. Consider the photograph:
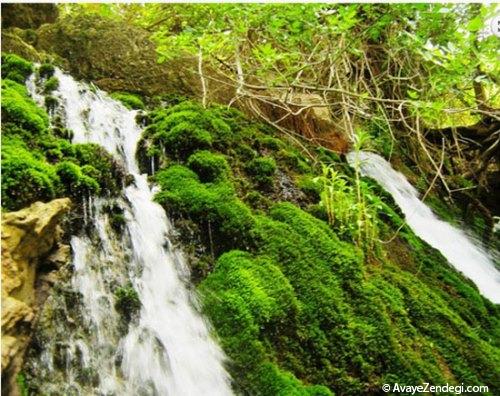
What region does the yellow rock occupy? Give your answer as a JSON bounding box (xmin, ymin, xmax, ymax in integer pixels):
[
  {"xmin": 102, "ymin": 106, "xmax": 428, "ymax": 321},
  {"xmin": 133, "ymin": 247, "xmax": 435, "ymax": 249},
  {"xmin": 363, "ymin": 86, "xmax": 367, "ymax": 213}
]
[{"xmin": 1, "ymin": 198, "xmax": 71, "ymax": 394}]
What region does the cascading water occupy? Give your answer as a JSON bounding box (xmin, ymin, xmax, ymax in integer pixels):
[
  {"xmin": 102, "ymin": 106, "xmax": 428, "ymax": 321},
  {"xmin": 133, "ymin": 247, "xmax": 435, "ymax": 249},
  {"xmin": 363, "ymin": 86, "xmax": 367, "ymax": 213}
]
[
  {"xmin": 347, "ymin": 151, "xmax": 500, "ymax": 304},
  {"xmin": 25, "ymin": 70, "xmax": 233, "ymax": 395}
]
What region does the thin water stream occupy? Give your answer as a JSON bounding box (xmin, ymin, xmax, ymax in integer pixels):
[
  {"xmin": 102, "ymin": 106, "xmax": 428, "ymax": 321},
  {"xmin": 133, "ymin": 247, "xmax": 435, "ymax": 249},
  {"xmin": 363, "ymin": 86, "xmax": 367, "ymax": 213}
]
[{"xmin": 347, "ymin": 151, "xmax": 500, "ymax": 304}]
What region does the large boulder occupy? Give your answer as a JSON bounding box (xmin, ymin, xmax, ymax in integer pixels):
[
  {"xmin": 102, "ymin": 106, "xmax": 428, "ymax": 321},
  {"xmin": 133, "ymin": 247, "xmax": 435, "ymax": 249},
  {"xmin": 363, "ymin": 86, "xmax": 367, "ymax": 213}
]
[
  {"xmin": 1, "ymin": 4, "xmax": 58, "ymax": 29},
  {"xmin": 1, "ymin": 30, "xmax": 43, "ymax": 63},
  {"xmin": 1, "ymin": 198, "xmax": 71, "ymax": 396},
  {"xmin": 36, "ymin": 14, "xmax": 195, "ymax": 97}
]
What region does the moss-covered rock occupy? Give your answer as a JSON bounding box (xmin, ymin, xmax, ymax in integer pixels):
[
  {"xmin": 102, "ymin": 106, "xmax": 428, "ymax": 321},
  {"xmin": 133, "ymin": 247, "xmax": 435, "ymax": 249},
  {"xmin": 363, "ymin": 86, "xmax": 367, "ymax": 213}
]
[
  {"xmin": 187, "ymin": 150, "xmax": 230, "ymax": 183},
  {"xmin": 143, "ymin": 99, "xmax": 500, "ymax": 395},
  {"xmin": 1, "ymin": 53, "xmax": 33, "ymax": 83},
  {"xmin": 1, "ymin": 137, "xmax": 60, "ymax": 211},
  {"xmin": 1, "ymin": 79, "xmax": 48, "ymax": 133},
  {"xmin": 0, "ymin": 31, "xmax": 43, "ymax": 63},
  {"xmin": 114, "ymin": 284, "xmax": 141, "ymax": 321},
  {"xmin": 1, "ymin": 54, "xmax": 125, "ymax": 211},
  {"xmin": 246, "ymin": 156, "xmax": 277, "ymax": 186},
  {"xmin": 43, "ymin": 76, "xmax": 59, "ymax": 93},
  {"xmin": 110, "ymin": 91, "xmax": 144, "ymax": 110},
  {"xmin": 37, "ymin": 63, "xmax": 55, "ymax": 79},
  {"xmin": 1, "ymin": 4, "xmax": 58, "ymax": 29}
]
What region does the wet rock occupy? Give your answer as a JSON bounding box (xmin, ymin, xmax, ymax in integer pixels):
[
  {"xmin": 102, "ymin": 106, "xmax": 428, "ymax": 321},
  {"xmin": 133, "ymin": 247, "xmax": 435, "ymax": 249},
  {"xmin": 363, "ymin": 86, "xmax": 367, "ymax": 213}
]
[{"xmin": 1, "ymin": 198, "xmax": 71, "ymax": 395}]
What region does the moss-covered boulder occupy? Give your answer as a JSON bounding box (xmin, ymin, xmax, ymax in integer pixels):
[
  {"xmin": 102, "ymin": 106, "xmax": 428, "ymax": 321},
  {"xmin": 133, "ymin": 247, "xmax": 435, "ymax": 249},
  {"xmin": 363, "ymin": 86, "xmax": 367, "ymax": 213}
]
[
  {"xmin": 0, "ymin": 30, "xmax": 43, "ymax": 63},
  {"xmin": 1, "ymin": 55, "xmax": 125, "ymax": 211},
  {"xmin": 142, "ymin": 100, "xmax": 500, "ymax": 395}
]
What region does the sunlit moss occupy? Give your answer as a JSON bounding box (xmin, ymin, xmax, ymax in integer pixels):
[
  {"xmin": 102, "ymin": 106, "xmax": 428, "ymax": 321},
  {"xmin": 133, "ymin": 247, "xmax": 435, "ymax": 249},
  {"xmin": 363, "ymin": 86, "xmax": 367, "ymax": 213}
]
[{"xmin": 139, "ymin": 99, "xmax": 500, "ymax": 395}]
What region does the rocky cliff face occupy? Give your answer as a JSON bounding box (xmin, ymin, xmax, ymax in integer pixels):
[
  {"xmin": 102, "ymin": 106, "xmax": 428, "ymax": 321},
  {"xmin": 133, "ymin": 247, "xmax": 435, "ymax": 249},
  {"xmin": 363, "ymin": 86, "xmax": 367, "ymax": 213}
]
[{"xmin": 1, "ymin": 198, "xmax": 71, "ymax": 395}]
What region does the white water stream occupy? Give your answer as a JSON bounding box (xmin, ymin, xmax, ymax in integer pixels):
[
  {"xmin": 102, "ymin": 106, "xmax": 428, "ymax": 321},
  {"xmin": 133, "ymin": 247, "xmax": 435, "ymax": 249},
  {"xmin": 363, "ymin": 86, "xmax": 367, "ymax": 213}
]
[
  {"xmin": 27, "ymin": 70, "xmax": 233, "ymax": 395},
  {"xmin": 347, "ymin": 151, "xmax": 500, "ymax": 304}
]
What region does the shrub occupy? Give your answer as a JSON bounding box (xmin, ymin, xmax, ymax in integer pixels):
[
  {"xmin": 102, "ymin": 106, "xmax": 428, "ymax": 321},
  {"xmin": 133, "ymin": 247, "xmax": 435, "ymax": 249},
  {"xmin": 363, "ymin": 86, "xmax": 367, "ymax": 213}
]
[
  {"xmin": 1, "ymin": 53, "xmax": 33, "ymax": 83},
  {"xmin": 187, "ymin": 150, "xmax": 230, "ymax": 182},
  {"xmin": 110, "ymin": 91, "xmax": 145, "ymax": 110}
]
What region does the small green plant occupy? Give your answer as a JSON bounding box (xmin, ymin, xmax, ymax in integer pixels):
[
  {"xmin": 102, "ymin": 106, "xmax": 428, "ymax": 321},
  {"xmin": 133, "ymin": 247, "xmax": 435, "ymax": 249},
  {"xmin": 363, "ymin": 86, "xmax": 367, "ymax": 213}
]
[
  {"xmin": 114, "ymin": 283, "xmax": 141, "ymax": 320},
  {"xmin": 44, "ymin": 76, "xmax": 59, "ymax": 93},
  {"xmin": 38, "ymin": 63, "xmax": 55, "ymax": 79},
  {"xmin": 314, "ymin": 163, "xmax": 379, "ymax": 253},
  {"xmin": 16, "ymin": 372, "xmax": 29, "ymax": 396}
]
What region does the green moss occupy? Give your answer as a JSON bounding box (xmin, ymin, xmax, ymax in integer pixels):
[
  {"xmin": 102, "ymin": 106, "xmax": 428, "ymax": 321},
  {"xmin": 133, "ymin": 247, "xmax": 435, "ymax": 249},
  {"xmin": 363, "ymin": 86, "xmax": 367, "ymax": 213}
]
[
  {"xmin": 110, "ymin": 91, "xmax": 145, "ymax": 110},
  {"xmin": 1, "ymin": 53, "xmax": 33, "ymax": 83},
  {"xmin": 1, "ymin": 55, "xmax": 124, "ymax": 211},
  {"xmin": 1, "ymin": 79, "xmax": 49, "ymax": 133},
  {"xmin": 297, "ymin": 175, "xmax": 321, "ymax": 201},
  {"xmin": 141, "ymin": 99, "xmax": 500, "ymax": 395},
  {"xmin": 187, "ymin": 150, "xmax": 230, "ymax": 182},
  {"xmin": 16, "ymin": 372, "xmax": 29, "ymax": 396},
  {"xmin": 154, "ymin": 165, "xmax": 254, "ymax": 252},
  {"xmin": 43, "ymin": 76, "xmax": 59, "ymax": 93},
  {"xmin": 257, "ymin": 136, "xmax": 284, "ymax": 151},
  {"xmin": 110, "ymin": 213, "xmax": 126, "ymax": 232},
  {"xmin": 1, "ymin": 136, "xmax": 59, "ymax": 210},
  {"xmin": 114, "ymin": 283, "xmax": 141, "ymax": 321},
  {"xmin": 44, "ymin": 95, "xmax": 58, "ymax": 113},
  {"xmin": 276, "ymin": 149, "xmax": 312, "ymax": 173},
  {"xmin": 38, "ymin": 62, "xmax": 55, "ymax": 79},
  {"xmin": 56, "ymin": 161, "xmax": 100, "ymax": 197},
  {"xmin": 200, "ymin": 251, "xmax": 329, "ymax": 395},
  {"xmin": 254, "ymin": 363, "xmax": 332, "ymax": 396},
  {"xmin": 246, "ymin": 156, "xmax": 276, "ymax": 186}
]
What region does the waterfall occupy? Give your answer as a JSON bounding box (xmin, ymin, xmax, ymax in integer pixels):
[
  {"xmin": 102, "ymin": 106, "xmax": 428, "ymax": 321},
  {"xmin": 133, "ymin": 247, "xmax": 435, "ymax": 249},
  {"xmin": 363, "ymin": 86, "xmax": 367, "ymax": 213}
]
[
  {"xmin": 25, "ymin": 70, "xmax": 233, "ymax": 395},
  {"xmin": 347, "ymin": 151, "xmax": 500, "ymax": 304}
]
